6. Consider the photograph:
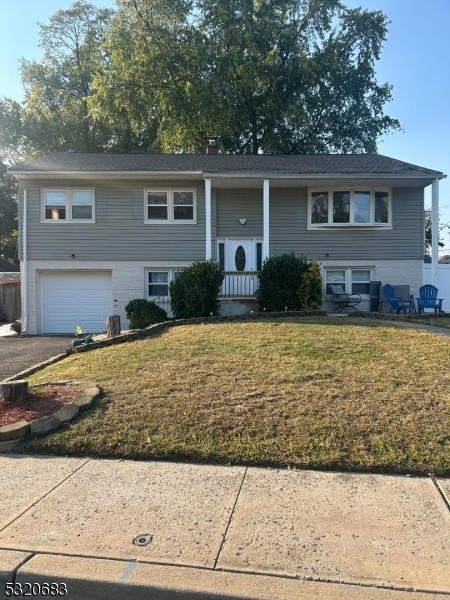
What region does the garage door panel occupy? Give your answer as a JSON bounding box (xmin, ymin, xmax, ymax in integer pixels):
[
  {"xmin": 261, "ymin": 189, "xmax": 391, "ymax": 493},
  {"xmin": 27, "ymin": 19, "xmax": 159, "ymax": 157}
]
[{"xmin": 41, "ymin": 272, "xmax": 112, "ymax": 334}]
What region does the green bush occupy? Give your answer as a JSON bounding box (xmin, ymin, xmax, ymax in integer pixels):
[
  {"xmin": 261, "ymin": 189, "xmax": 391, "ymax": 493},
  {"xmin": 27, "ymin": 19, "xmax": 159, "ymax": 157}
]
[
  {"xmin": 297, "ymin": 260, "xmax": 323, "ymax": 310},
  {"xmin": 170, "ymin": 260, "xmax": 224, "ymax": 319},
  {"xmin": 258, "ymin": 253, "xmax": 323, "ymax": 311},
  {"xmin": 258, "ymin": 253, "xmax": 309, "ymax": 311},
  {"xmin": 125, "ymin": 299, "xmax": 167, "ymax": 329}
]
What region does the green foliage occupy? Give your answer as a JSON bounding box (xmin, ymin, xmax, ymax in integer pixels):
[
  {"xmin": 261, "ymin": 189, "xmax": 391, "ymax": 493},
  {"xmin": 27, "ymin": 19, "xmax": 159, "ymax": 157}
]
[
  {"xmin": 258, "ymin": 253, "xmax": 310, "ymax": 311},
  {"xmin": 424, "ymin": 208, "xmax": 446, "ymax": 254},
  {"xmin": 169, "ymin": 261, "xmax": 224, "ymax": 319},
  {"xmin": 0, "ymin": 1, "xmax": 113, "ymax": 162},
  {"xmin": 297, "ymin": 260, "xmax": 323, "ymax": 310},
  {"xmin": 125, "ymin": 298, "xmax": 167, "ymax": 329},
  {"xmin": 0, "ymin": 0, "xmax": 399, "ymax": 160},
  {"xmin": 0, "ymin": 161, "xmax": 18, "ymax": 262}
]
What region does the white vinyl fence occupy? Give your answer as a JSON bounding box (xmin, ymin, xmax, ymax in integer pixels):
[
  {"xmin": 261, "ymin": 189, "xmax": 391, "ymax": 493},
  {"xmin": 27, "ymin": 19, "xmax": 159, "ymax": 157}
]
[{"xmin": 422, "ymin": 264, "xmax": 450, "ymax": 311}]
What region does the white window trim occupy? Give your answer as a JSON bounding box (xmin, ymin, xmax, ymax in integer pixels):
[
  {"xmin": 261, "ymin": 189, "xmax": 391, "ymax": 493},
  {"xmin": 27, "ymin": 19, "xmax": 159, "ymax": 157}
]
[
  {"xmin": 324, "ymin": 267, "xmax": 373, "ymax": 298},
  {"xmin": 145, "ymin": 268, "xmax": 184, "ymax": 300},
  {"xmin": 41, "ymin": 188, "xmax": 95, "ymax": 223},
  {"xmin": 144, "ymin": 188, "xmax": 197, "ymax": 224},
  {"xmin": 308, "ymin": 188, "xmax": 392, "ymax": 229}
]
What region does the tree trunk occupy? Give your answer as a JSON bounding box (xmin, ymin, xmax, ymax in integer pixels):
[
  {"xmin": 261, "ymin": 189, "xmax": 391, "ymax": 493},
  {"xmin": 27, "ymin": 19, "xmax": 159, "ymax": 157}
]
[
  {"xmin": 106, "ymin": 315, "xmax": 121, "ymax": 338},
  {"xmin": 0, "ymin": 380, "xmax": 29, "ymax": 402}
]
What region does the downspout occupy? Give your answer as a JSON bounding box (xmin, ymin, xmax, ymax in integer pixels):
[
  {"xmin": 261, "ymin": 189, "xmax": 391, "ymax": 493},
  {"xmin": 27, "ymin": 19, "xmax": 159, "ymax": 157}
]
[
  {"xmin": 431, "ymin": 177, "xmax": 439, "ymax": 287},
  {"xmin": 21, "ymin": 188, "xmax": 28, "ymax": 333}
]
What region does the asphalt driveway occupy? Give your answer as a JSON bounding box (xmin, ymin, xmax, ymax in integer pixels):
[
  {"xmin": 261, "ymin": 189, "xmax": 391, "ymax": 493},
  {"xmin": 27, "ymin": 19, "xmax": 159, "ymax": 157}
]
[{"xmin": 0, "ymin": 331, "xmax": 72, "ymax": 380}]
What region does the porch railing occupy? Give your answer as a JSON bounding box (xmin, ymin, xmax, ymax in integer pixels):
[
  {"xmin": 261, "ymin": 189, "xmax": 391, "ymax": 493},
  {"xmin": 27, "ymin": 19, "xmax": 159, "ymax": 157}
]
[{"xmin": 220, "ymin": 271, "xmax": 260, "ymax": 298}]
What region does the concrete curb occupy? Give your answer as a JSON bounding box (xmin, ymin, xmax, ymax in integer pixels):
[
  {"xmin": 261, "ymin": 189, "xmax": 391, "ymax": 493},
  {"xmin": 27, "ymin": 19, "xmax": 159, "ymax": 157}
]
[
  {"xmin": 0, "ymin": 382, "xmax": 100, "ymax": 451},
  {"xmin": 12, "ymin": 555, "xmax": 445, "ymax": 600}
]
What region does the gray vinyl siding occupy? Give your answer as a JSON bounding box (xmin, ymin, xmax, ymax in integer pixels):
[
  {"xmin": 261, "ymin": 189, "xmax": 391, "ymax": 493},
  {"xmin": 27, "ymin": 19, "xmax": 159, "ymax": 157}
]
[
  {"xmin": 21, "ymin": 179, "xmax": 424, "ymax": 262},
  {"xmin": 216, "ymin": 189, "xmax": 263, "ymax": 238},
  {"xmin": 23, "ymin": 179, "xmax": 206, "ymax": 261},
  {"xmin": 269, "ymin": 187, "xmax": 424, "ymax": 261}
]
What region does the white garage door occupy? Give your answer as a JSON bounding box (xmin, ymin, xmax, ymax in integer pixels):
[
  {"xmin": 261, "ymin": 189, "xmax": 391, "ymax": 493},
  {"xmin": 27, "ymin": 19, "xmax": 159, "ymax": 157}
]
[{"xmin": 41, "ymin": 271, "xmax": 112, "ymax": 334}]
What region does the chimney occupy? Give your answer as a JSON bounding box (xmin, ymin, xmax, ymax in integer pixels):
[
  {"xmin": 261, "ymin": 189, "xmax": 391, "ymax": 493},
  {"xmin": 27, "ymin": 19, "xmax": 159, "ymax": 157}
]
[{"xmin": 206, "ymin": 137, "xmax": 218, "ymax": 155}]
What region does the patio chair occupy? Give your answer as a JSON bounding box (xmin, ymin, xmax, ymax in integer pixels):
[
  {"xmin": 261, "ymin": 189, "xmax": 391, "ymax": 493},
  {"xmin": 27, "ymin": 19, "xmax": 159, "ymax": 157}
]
[
  {"xmin": 417, "ymin": 284, "xmax": 443, "ymax": 314},
  {"xmin": 329, "ymin": 284, "xmax": 361, "ymax": 313},
  {"xmin": 382, "ymin": 284, "xmax": 414, "ymax": 314}
]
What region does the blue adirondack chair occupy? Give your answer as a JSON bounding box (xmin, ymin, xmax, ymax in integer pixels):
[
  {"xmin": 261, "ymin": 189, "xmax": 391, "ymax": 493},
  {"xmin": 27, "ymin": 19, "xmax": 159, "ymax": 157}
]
[
  {"xmin": 417, "ymin": 285, "xmax": 443, "ymax": 314},
  {"xmin": 382, "ymin": 284, "xmax": 414, "ymax": 314}
]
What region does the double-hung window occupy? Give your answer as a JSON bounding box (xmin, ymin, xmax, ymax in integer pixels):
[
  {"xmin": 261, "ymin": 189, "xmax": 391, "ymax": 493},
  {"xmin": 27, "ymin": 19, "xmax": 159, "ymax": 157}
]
[
  {"xmin": 325, "ymin": 269, "xmax": 372, "ymax": 296},
  {"xmin": 146, "ymin": 269, "xmax": 183, "ymax": 300},
  {"xmin": 309, "ymin": 189, "xmax": 390, "ymax": 227},
  {"xmin": 145, "ymin": 189, "xmax": 196, "ymax": 223},
  {"xmin": 43, "ymin": 189, "xmax": 94, "ymax": 222}
]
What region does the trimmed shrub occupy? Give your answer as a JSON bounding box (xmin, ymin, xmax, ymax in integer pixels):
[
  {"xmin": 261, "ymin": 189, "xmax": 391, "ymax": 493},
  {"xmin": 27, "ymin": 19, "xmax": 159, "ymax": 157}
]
[
  {"xmin": 258, "ymin": 253, "xmax": 310, "ymax": 311},
  {"xmin": 125, "ymin": 299, "xmax": 167, "ymax": 329},
  {"xmin": 170, "ymin": 260, "xmax": 224, "ymax": 319},
  {"xmin": 297, "ymin": 260, "xmax": 323, "ymax": 310}
]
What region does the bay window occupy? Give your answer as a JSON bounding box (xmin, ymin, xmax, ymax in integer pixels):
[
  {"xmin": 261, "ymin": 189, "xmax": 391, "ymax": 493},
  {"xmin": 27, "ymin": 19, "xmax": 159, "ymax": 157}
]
[{"xmin": 309, "ymin": 188, "xmax": 390, "ymax": 227}]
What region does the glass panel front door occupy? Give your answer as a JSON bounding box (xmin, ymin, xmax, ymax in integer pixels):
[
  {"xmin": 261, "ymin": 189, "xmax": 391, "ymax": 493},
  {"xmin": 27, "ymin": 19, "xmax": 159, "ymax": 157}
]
[{"xmin": 222, "ymin": 239, "xmax": 257, "ymax": 296}]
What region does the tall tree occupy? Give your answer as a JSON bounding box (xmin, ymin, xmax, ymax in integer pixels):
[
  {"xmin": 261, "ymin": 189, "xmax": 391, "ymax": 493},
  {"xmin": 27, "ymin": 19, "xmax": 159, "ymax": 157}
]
[
  {"xmin": 91, "ymin": 0, "xmax": 198, "ymax": 152},
  {"xmin": 0, "ymin": 1, "xmax": 113, "ymax": 162},
  {"xmin": 0, "ymin": 161, "xmax": 18, "ymax": 263},
  {"xmin": 1, "ymin": 0, "xmax": 400, "ymax": 158},
  {"xmin": 94, "ymin": 0, "xmax": 399, "ymax": 153}
]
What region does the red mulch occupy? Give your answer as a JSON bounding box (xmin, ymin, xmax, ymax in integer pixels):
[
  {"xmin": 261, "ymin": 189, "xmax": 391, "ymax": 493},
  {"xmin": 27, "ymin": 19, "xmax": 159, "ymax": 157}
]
[{"xmin": 0, "ymin": 384, "xmax": 78, "ymax": 427}]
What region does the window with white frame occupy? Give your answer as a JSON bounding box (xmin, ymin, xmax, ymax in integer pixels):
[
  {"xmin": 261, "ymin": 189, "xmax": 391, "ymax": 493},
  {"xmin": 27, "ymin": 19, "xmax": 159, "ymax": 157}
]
[
  {"xmin": 145, "ymin": 189, "xmax": 196, "ymax": 223},
  {"xmin": 309, "ymin": 189, "xmax": 390, "ymax": 227},
  {"xmin": 146, "ymin": 269, "xmax": 183, "ymax": 299},
  {"xmin": 43, "ymin": 189, "xmax": 94, "ymax": 222},
  {"xmin": 325, "ymin": 268, "xmax": 372, "ymax": 296}
]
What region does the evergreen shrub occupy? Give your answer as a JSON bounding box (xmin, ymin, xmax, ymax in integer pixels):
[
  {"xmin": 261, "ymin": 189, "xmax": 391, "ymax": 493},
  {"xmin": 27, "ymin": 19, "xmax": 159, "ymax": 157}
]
[
  {"xmin": 125, "ymin": 299, "xmax": 167, "ymax": 329},
  {"xmin": 170, "ymin": 260, "xmax": 224, "ymax": 319},
  {"xmin": 258, "ymin": 253, "xmax": 323, "ymax": 311}
]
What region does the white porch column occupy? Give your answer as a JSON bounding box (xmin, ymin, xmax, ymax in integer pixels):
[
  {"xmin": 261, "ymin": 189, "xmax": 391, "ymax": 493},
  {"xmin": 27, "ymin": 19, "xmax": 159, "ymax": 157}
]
[
  {"xmin": 431, "ymin": 177, "xmax": 439, "ymax": 287},
  {"xmin": 205, "ymin": 178, "xmax": 212, "ymax": 260},
  {"xmin": 263, "ymin": 179, "xmax": 270, "ymax": 261}
]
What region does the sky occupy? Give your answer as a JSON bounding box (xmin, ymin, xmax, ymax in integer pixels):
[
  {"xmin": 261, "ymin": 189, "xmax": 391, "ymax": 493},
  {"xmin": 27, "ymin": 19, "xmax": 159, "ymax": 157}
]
[{"xmin": 0, "ymin": 0, "xmax": 449, "ymax": 250}]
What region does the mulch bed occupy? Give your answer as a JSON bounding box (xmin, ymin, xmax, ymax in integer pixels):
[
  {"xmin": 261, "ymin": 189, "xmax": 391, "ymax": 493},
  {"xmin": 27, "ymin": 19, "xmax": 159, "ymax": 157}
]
[{"xmin": 0, "ymin": 384, "xmax": 77, "ymax": 427}]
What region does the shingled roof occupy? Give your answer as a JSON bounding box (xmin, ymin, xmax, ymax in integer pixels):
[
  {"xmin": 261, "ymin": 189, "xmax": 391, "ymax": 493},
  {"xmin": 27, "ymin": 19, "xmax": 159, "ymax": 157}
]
[{"xmin": 10, "ymin": 152, "xmax": 445, "ymax": 178}]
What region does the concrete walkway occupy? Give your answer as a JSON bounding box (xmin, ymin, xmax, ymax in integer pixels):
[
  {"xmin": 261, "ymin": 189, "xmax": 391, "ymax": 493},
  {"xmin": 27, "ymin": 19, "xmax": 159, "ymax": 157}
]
[{"xmin": 0, "ymin": 455, "xmax": 449, "ymax": 599}]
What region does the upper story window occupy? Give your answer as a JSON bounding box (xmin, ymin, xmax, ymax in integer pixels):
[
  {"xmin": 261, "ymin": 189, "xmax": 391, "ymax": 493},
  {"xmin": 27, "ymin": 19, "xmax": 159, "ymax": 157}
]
[
  {"xmin": 309, "ymin": 188, "xmax": 391, "ymax": 228},
  {"xmin": 145, "ymin": 189, "xmax": 196, "ymax": 224},
  {"xmin": 43, "ymin": 189, "xmax": 94, "ymax": 222}
]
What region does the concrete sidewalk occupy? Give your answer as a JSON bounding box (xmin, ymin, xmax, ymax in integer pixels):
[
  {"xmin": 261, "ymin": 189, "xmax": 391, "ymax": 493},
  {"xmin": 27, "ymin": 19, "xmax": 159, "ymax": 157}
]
[{"xmin": 0, "ymin": 456, "xmax": 449, "ymax": 599}]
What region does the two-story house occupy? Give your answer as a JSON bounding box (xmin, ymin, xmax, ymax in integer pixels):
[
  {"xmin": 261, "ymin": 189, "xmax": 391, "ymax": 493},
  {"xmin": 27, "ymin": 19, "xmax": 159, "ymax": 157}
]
[{"xmin": 10, "ymin": 151, "xmax": 445, "ymax": 334}]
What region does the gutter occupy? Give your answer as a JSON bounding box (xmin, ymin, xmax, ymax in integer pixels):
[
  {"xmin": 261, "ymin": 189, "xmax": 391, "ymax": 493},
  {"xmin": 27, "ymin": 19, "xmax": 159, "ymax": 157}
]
[{"xmin": 203, "ymin": 173, "xmax": 447, "ymax": 180}]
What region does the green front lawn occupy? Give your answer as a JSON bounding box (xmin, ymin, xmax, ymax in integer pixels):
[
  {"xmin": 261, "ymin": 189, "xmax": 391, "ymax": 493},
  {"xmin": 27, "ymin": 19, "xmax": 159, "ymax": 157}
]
[{"xmin": 22, "ymin": 317, "xmax": 450, "ymax": 474}]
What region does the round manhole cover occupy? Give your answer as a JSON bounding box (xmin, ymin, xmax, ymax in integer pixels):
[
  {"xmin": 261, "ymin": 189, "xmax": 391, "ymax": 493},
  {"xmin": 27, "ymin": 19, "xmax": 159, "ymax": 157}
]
[{"xmin": 133, "ymin": 533, "xmax": 153, "ymax": 546}]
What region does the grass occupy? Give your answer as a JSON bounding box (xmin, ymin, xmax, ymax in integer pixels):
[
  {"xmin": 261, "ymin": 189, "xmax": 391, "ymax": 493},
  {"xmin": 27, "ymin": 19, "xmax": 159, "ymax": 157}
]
[{"xmin": 21, "ymin": 316, "xmax": 450, "ymax": 475}]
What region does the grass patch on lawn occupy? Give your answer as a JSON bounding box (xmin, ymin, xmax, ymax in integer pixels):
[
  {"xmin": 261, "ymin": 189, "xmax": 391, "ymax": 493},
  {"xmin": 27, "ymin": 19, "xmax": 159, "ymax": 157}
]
[
  {"xmin": 409, "ymin": 315, "xmax": 450, "ymax": 329},
  {"xmin": 22, "ymin": 317, "xmax": 450, "ymax": 475}
]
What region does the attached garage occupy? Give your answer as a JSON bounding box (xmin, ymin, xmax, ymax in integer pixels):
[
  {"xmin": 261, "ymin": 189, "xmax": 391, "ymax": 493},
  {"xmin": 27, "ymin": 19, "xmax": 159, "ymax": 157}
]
[{"xmin": 40, "ymin": 271, "xmax": 112, "ymax": 334}]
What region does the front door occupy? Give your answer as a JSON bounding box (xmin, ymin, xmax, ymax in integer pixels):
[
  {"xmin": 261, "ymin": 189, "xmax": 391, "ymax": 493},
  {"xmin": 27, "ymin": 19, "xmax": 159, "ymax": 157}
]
[
  {"xmin": 223, "ymin": 239, "xmax": 257, "ymax": 296},
  {"xmin": 225, "ymin": 239, "xmax": 256, "ymax": 272}
]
